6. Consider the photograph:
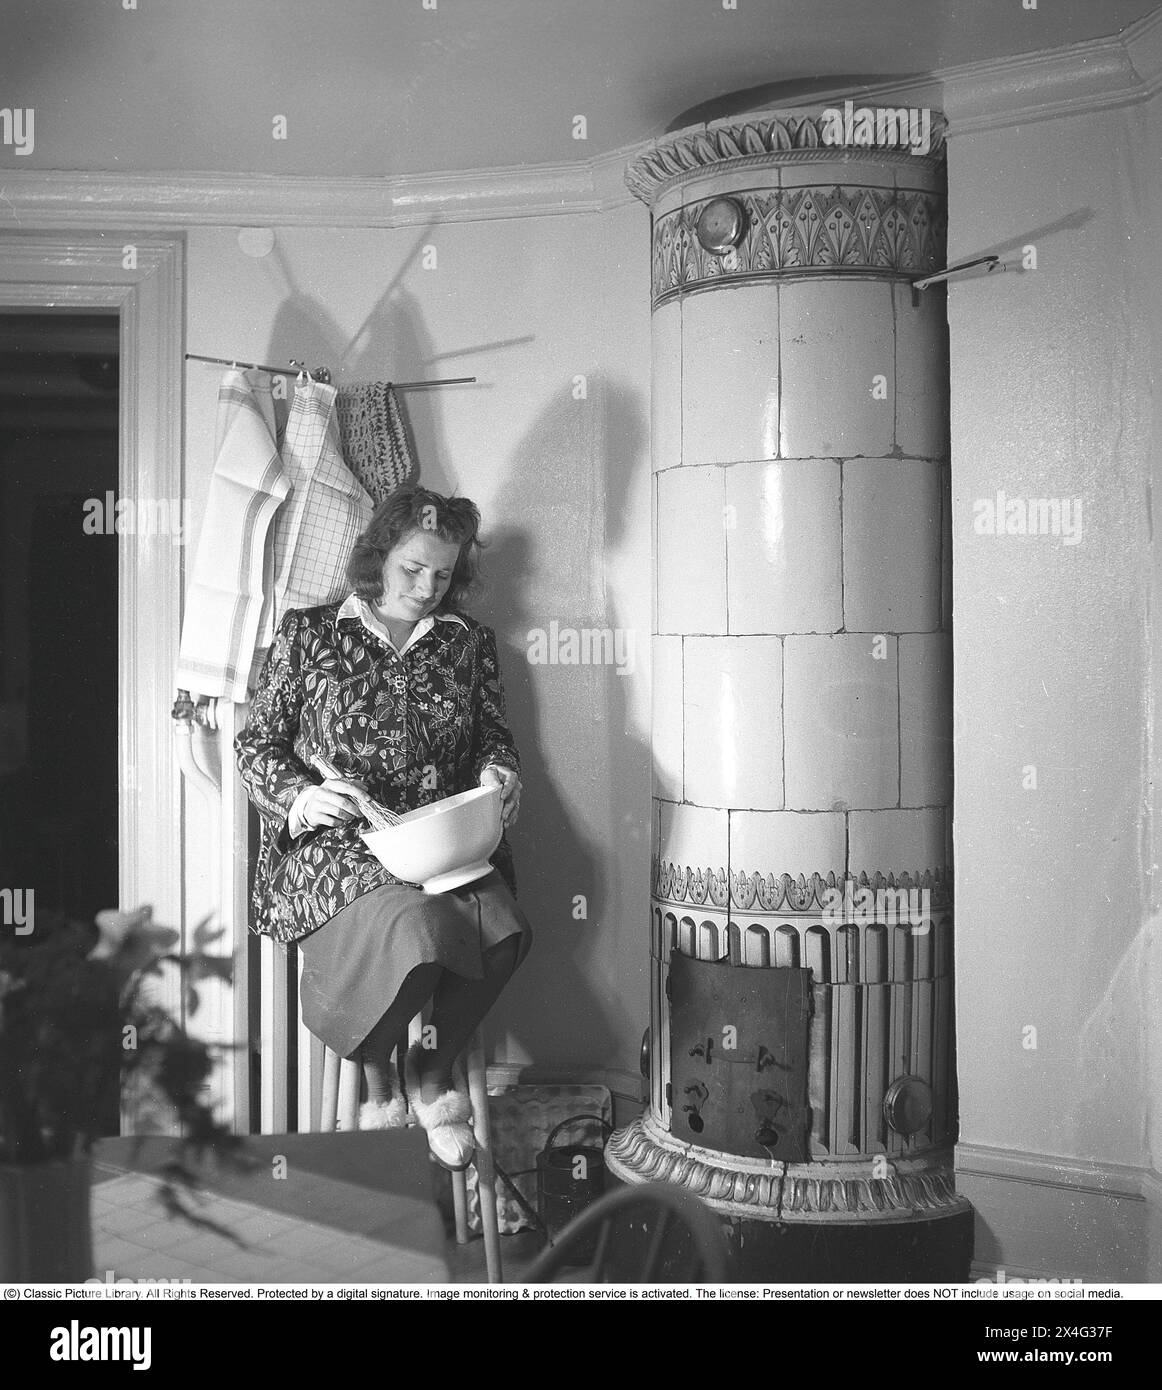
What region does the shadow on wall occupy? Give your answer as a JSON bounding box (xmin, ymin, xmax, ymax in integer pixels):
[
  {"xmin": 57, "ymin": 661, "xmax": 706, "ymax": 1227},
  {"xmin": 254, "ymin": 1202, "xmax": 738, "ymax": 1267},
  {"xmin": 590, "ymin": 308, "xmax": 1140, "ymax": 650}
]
[
  {"xmin": 476, "ymin": 379, "xmax": 651, "ymax": 1071},
  {"xmin": 599, "ymin": 374, "xmax": 654, "ymax": 1058},
  {"xmin": 260, "ymin": 275, "xmax": 653, "ymax": 1073},
  {"xmin": 260, "ymin": 229, "xmax": 489, "ymax": 476}
]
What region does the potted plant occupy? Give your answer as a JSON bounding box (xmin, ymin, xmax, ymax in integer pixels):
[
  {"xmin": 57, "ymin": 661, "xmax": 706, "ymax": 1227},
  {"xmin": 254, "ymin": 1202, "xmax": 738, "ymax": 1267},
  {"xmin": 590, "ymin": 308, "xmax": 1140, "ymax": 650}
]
[{"xmin": 0, "ymin": 904, "xmax": 244, "ymax": 1281}]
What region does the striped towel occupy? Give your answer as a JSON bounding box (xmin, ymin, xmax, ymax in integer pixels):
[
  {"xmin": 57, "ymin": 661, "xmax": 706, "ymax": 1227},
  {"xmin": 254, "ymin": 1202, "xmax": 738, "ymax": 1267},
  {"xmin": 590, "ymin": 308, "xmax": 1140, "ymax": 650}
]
[
  {"xmin": 267, "ymin": 377, "xmax": 374, "ymax": 633},
  {"xmin": 177, "ymin": 370, "xmax": 289, "ymax": 701},
  {"xmin": 335, "ymin": 382, "xmax": 414, "ymax": 504}
]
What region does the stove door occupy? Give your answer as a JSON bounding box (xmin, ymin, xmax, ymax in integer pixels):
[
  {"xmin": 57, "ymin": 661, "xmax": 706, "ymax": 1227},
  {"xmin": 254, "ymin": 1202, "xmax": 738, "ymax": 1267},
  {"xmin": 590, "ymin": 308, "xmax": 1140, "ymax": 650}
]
[{"xmin": 669, "ymin": 951, "xmax": 812, "ymax": 1162}]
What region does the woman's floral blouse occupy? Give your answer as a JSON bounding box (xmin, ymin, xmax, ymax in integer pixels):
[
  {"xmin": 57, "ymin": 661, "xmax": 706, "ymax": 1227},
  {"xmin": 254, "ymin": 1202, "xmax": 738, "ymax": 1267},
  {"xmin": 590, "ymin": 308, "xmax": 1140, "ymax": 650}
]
[{"xmin": 235, "ymin": 602, "xmax": 520, "ymax": 943}]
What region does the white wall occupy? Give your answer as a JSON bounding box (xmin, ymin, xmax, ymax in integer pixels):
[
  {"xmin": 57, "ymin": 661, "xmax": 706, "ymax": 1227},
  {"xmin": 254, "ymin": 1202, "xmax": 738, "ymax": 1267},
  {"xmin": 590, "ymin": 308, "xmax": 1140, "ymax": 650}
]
[
  {"xmin": 181, "ymin": 206, "xmax": 654, "ymax": 1077},
  {"xmin": 1144, "ymin": 89, "xmax": 1162, "ymax": 1277},
  {"xmin": 947, "ymin": 93, "xmax": 1160, "ymax": 1277}
]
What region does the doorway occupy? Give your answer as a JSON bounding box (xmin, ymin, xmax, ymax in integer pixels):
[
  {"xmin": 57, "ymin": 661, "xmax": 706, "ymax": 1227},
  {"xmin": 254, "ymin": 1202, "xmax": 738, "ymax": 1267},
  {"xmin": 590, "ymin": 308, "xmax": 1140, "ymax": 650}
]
[
  {"xmin": 0, "ymin": 232, "xmax": 183, "ymax": 1006},
  {"xmin": 0, "ymin": 312, "xmax": 120, "ymax": 924}
]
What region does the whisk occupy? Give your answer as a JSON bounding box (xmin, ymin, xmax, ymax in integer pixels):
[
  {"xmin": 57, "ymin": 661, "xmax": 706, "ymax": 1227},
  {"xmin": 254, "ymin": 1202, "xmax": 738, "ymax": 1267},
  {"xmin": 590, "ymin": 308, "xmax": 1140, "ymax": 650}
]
[{"xmin": 309, "ymin": 753, "xmax": 402, "ymax": 829}]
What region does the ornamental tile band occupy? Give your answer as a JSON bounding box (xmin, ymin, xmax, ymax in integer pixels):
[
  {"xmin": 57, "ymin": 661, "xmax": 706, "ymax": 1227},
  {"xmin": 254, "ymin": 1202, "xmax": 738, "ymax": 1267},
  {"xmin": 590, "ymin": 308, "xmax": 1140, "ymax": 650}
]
[
  {"xmin": 606, "ymin": 1115, "xmax": 966, "ymax": 1223},
  {"xmin": 625, "ymin": 110, "xmax": 948, "ymax": 204},
  {"xmin": 653, "ymin": 860, "xmax": 953, "ymax": 912},
  {"xmin": 651, "ymin": 186, "xmax": 946, "ymax": 305}
]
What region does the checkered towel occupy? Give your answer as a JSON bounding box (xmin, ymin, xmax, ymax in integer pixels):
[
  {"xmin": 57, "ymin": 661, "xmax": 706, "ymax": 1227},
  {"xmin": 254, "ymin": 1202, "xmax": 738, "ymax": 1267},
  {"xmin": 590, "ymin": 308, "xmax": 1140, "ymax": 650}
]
[
  {"xmin": 266, "ymin": 377, "xmax": 374, "ymax": 636},
  {"xmin": 178, "ymin": 371, "xmax": 374, "ymax": 701}
]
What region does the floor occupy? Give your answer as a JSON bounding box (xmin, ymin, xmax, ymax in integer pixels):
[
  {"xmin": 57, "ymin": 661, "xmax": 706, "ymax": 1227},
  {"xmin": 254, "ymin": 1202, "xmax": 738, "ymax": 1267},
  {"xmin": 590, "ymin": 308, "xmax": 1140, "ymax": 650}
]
[
  {"xmin": 90, "ymin": 1170, "xmax": 444, "ymax": 1283},
  {"xmin": 445, "ymin": 1228, "xmax": 546, "ymax": 1281},
  {"xmin": 90, "ymin": 1133, "xmax": 553, "ymax": 1285},
  {"xmin": 428, "ymin": 1165, "xmax": 551, "ymax": 1280}
]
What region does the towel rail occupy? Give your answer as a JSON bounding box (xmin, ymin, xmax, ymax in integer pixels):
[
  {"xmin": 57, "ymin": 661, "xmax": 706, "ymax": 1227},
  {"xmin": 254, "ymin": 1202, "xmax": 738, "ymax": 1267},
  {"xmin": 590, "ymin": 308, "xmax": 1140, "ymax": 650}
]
[{"xmin": 185, "ymin": 352, "xmax": 475, "ymax": 390}]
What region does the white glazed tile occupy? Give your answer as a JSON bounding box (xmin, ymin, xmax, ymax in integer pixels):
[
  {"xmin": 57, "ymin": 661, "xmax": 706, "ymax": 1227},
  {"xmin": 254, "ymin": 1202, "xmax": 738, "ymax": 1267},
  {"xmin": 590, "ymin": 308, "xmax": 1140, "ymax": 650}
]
[
  {"xmin": 654, "ymin": 181, "xmax": 690, "ymax": 221},
  {"xmin": 778, "ymin": 156, "xmax": 896, "ymax": 190},
  {"xmin": 725, "ymin": 458, "xmax": 842, "ymax": 634},
  {"xmin": 899, "ymin": 633, "xmax": 952, "ymax": 806},
  {"xmin": 893, "ymin": 158, "xmax": 945, "ymax": 196},
  {"xmin": 940, "ymin": 463, "xmax": 951, "ymax": 628},
  {"xmin": 657, "ymin": 799, "xmax": 729, "ymax": 875},
  {"xmin": 651, "ymin": 471, "xmax": 658, "ymax": 634},
  {"xmin": 682, "ymin": 282, "xmax": 779, "ymax": 467},
  {"xmin": 656, "ymin": 465, "xmax": 726, "ymax": 634},
  {"xmin": 651, "ymin": 299, "xmax": 682, "ymax": 472},
  {"xmin": 779, "ymin": 279, "xmax": 894, "ymax": 459},
  {"xmin": 651, "ymin": 636, "xmax": 684, "ymax": 801},
  {"xmin": 848, "ymin": 807, "xmax": 948, "ymax": 878},
  {"xmin": 675, "ymin": 168, "xmax": 781, "ymax": 209},
  {"xmin": 729, "ymin": 810, "xmax": 846, "ymax": 884},
  {"xmin": 684, "ymin": 636, "xmax": 782, "ymax": 810},
  {"xmin": 783, "ymin": 633, "xmax": 899, "ymax": 810},
  {"xmin": 842, "ymin": 457, "xmax": 941, "ymax": 632},
  {"xmin": 894, "ymin": 282, "xmax": 950, "ymax": 459}
]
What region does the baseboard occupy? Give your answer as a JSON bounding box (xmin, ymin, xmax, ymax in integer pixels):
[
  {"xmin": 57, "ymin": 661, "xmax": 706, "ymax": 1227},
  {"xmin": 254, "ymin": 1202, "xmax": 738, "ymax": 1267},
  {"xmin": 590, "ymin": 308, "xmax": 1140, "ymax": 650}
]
[
  {"xmin": 956, "ymin": 1142, "xmax": 1152, "ymax": 1282},
  {"xmin": 1144, "ymin": 1169, "xmax": 1162, "ymax": 1280}
]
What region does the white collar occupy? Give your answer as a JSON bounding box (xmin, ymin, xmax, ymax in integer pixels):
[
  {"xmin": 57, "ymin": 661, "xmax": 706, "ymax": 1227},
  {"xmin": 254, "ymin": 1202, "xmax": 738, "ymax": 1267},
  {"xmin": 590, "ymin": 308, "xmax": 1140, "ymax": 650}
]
[{"xmin": 337, "ymin": 593, "xmax": 466, "ymax": 656}]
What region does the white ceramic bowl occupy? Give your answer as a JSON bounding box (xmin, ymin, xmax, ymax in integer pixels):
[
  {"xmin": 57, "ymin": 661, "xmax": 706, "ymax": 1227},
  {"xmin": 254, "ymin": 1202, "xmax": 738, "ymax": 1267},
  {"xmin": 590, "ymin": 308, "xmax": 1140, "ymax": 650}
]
[{"xmin": 360, "ymin": 785, "xmax": 503, "ymax": 894}]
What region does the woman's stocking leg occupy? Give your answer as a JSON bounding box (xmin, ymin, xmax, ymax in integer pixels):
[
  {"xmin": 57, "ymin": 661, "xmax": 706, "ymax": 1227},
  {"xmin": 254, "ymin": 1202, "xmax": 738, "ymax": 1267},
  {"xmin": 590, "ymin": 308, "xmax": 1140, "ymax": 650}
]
[
  {"xmin": 416, "ymin": 935, "xmax": 521, "ymax": 1104},
  {"xmin": 358, "ymin": 961, "xmax": 443, "ymax": 1103}
]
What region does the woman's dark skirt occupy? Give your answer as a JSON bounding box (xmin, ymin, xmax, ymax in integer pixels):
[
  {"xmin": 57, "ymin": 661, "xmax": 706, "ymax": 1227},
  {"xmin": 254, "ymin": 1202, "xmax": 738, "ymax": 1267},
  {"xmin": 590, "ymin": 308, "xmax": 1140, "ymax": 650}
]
[{"xmin": 296, "ymin": 869, "xmax": 533, "ymax": 1058}]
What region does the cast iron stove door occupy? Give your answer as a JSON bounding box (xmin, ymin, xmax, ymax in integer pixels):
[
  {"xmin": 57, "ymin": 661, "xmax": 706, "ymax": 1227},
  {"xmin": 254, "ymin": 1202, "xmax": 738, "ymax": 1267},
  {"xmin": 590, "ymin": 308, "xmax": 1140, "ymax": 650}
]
[{"xmin": 669, "ymin": 952, "xmax": 812, "ymax": 1162}]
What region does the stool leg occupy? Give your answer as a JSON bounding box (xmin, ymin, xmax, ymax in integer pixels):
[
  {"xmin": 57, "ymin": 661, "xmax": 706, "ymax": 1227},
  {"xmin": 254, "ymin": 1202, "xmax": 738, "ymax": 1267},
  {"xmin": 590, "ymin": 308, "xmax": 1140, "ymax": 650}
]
[
  {"xmin": 445, "ymin": 1049, "xmax": 471, "ymax": 1243},
  {"xmin": 409, "ymin": 1014, "xmax": 471, "ymax": 1246},
  {"xmin": 451, "ymin": 1170, "xmax": 470, "ymax": 1245},
  {"xmin": 320, "ymin": 1048, "xmax": 340, "ymax": 1133},
  {"xmin": 338, "ymin": 1057, "xmax": 361, "ymax": 1131},
  {"xmin": 439, "ymin": 1052, "xmax": 468, "ymax": 1243},
  {"xmin": 467, "ymin": 1031, "xmax": 503, "ymax": 1284}
]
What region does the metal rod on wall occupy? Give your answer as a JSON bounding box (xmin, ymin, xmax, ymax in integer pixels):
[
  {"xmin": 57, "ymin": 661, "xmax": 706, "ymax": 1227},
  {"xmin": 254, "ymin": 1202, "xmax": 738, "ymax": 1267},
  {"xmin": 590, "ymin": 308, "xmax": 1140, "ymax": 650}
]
[
  {"xmin": 185, "ymin": 352, "xmax": 476, "ymax": 390},
  {"xmin": 912, "ymin": 254, "xmax": 1001, "ymax": 291}
]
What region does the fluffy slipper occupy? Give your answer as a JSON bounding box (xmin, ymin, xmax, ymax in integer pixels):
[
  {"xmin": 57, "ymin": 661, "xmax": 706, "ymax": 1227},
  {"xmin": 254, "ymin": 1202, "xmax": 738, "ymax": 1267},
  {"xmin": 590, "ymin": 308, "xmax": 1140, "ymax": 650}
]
[
  {"xmin": 404, "ymin": 1041, "xmax": 476, "ymax": 1171},
  {"xmin": 358, "ymin": 1096, "xmax": 408, "ymax": 1130}
]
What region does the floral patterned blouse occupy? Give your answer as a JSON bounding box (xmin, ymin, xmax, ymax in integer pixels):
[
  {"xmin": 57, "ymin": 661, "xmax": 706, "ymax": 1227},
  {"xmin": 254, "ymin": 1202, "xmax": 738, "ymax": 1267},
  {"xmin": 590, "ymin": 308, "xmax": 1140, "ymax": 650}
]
[{"xmin": 235, "ymin": 600, "xmax": 521, "ymax": 944}]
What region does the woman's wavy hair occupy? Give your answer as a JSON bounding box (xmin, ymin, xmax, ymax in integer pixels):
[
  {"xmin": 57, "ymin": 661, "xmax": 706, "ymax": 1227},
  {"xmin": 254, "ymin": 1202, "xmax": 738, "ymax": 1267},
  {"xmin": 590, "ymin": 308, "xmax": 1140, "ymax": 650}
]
[{"xmin": 345, "ymin": 484, "xmax": 483, "ymax": 612}]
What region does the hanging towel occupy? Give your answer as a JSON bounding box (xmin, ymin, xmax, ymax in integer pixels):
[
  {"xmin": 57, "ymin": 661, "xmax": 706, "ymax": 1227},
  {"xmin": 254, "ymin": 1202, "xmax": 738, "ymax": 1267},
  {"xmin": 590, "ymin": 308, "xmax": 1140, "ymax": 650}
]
[
  {"xmin": 267, "ymin": 376, "xmax": 374, "ymax": 631},
  {"xmin": 334, "ymin": 381, "xmax": 415, "ymax": 504},
  {"xmin": 177, "ymin": 369, "xmax": 289, "ymax": 701}
]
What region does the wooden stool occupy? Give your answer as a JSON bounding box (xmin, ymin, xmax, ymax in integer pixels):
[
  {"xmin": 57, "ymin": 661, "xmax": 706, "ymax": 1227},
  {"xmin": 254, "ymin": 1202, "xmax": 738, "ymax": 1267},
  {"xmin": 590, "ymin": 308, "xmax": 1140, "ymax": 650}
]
[{"xmin": 317, "ymin": 1021, "xmax": 503, "ymax": 1284}]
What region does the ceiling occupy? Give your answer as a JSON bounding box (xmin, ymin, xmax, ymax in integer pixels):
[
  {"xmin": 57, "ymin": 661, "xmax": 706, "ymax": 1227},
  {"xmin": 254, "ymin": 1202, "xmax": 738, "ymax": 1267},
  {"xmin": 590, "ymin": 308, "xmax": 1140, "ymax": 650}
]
[{"xmin": 1, "ymin": 0, "xmax": 1158, "ymax": 178}]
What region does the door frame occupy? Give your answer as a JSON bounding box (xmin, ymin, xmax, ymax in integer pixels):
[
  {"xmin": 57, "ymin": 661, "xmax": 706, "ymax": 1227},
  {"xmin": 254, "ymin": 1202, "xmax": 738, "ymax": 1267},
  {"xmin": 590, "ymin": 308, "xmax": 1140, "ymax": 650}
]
[{"xmin": 0, "ymin": 233, "xmax": 184, "ymax": 965}]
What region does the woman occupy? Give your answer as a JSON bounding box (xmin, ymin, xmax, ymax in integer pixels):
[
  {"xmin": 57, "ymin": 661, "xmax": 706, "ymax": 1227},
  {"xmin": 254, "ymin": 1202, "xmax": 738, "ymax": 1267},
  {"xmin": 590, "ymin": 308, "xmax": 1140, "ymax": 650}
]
[{"xmin": 235, "ymin": 485, "xmax": 531, "ymax": 1170}]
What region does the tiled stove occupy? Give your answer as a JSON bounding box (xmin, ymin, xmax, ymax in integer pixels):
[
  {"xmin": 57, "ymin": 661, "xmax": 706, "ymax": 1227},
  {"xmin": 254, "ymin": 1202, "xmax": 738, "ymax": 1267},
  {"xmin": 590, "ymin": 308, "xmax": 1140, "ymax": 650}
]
[{"xmin": 607, "ymin": 105, "xmax": 972, "ymax": 1280}]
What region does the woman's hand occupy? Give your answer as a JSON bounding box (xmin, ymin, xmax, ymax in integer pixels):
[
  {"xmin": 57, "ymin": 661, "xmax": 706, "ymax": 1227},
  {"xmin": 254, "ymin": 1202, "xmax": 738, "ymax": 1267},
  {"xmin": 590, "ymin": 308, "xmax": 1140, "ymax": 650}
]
[
  {"xmin": 480, "ymin": 764, "xmax": 521, "ymax": 830},
  {"xmin": 299, "ymin": 778, "xmax": 369, "ymax": 830}
]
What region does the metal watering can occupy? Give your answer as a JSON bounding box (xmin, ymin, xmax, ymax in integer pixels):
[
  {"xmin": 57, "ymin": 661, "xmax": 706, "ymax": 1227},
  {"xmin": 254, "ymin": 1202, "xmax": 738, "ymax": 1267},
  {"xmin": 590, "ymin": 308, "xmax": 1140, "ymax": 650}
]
[{"xmin": 535, "ymin": 1114, "xmax": 613, "ymax": 1262}]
